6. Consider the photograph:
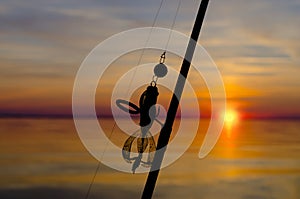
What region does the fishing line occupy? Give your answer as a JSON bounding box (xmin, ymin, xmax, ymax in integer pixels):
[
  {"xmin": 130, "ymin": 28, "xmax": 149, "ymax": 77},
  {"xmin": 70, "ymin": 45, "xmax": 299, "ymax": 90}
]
[
  {"xmin": 165, "ymin": 0, "xmax": 181, "ymax": 52},
  {"xmin": 127, "ymin": 0, "xmax": 165, "ymax": 93},
  {"xmin": 84, "ymin": 1, "xmax": 165, "ymax": 199}
]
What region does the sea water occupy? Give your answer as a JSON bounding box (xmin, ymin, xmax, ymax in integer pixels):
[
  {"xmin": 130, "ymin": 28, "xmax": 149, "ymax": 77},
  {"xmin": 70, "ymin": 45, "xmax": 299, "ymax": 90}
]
[{"xmin": 0, "ymin": 118, "xmax": 299, "ymax": 199}]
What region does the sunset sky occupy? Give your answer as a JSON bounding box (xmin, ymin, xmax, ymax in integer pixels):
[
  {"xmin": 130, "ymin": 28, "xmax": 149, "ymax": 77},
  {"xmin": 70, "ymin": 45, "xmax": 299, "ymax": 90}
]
[{"xmin": 1, "ymin": 0, "xmax": 300, "ymax": 118}]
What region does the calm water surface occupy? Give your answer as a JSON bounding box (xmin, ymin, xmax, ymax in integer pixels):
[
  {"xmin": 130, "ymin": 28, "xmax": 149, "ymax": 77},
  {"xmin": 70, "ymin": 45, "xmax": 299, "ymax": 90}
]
[{"xmin": 0, "ymin": 118, "xmax": 299, "ymax": 199}]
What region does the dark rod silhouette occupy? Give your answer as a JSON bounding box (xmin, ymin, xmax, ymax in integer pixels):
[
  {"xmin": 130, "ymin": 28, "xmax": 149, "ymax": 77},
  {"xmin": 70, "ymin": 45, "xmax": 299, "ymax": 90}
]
[{"xmin": 141, "ymin": 0, "xmax": 210, "ymax": 198}]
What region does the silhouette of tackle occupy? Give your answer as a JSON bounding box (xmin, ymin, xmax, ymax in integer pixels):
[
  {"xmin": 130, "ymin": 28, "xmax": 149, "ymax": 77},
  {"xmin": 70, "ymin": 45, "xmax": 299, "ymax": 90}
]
[
  {"xmin": 116, "ymin": 84, "xmax": 160, "ymax": 173},
  {"xmin": 116, "ymin": 53, "xmax": 168, "ymax": 173}
]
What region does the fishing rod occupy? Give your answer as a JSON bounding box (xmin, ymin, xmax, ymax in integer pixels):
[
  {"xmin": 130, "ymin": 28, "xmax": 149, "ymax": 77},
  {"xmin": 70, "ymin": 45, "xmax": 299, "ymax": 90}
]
[{"xmin": 141, "ymin": 0, "xmax": 210, "ymax": 198}]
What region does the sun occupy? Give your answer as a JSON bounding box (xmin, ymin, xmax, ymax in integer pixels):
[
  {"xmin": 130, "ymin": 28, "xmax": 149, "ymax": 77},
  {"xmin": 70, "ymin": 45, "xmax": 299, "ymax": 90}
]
[{"xmin": 223, "ymin": 109, "xmax": 239, "ymax": 126}]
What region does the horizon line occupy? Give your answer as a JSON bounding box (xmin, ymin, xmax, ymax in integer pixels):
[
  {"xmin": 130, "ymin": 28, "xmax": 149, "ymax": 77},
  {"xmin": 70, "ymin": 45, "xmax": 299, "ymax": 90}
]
[{"xmin": 1, "ymin": 113, "xmax": 300, "ymax": 120}]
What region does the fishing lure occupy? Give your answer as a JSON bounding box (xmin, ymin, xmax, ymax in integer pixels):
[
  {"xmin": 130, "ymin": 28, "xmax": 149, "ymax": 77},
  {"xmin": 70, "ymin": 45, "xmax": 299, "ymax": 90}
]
[{"xmin": 116, "ymin": 52, "xmax": 167, "ymax": 173}]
